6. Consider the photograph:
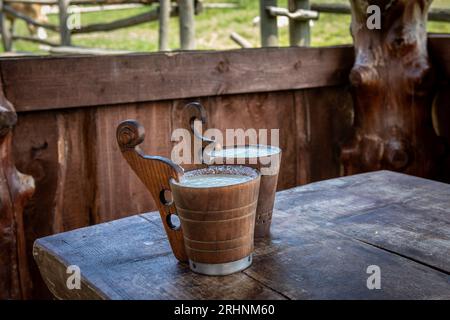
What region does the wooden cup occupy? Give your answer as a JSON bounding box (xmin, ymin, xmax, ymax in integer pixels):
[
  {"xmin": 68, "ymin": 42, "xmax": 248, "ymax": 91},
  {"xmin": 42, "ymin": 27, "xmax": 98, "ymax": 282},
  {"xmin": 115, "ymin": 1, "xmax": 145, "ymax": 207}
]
[
  {"xmin": 170, "ymin": 165, "xmax": 260, "ymax": 275},
  {"xmin": 204, "ymin": 145, "xmax": 282, "ymax": 238}
]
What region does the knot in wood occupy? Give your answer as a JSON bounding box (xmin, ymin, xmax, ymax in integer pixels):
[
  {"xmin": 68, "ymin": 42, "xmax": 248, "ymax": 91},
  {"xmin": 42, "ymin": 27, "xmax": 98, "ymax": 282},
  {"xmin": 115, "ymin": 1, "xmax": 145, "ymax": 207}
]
[
  {"xmin": 216, "ymin": 59, "xmax": 230, "ymax": 73},
  {"xmin": 116, "ymin": 120, "xmax": 145, "ymax": 149},
  {"xmin": 349, "ymin": 65, "xmax": 378, "ymax": 88},
  {"xmin": 384, "ymin": 138, "xmax": 410, "ymax": 170}
]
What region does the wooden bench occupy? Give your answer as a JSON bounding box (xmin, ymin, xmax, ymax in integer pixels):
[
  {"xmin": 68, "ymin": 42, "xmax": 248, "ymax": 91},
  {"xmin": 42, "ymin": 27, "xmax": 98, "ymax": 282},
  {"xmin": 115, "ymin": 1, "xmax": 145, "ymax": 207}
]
[{"xmin": 33, "ymin": 171, "xmax": 450, "ymax": 299}]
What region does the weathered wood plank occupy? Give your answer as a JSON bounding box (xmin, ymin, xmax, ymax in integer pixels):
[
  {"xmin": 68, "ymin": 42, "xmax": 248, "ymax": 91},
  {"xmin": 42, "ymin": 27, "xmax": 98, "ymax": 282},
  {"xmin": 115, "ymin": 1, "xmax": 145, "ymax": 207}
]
[
  {"xmin": 0, "ymin": 46, "xmax": 354, "ymax": 112},
  {"xmin": 13, "ymin": 109, "xmax": 95, "ymax": 298},
  {"xmin": 274, "ymin": 170, "xmax": 450, "ymax": 273},
  {"xmin": 294, "ymin": 86, "xmax": 353, "ymax": 184},
  {"xmin": 3, "ymin": 36, "xmax": 447, "ymax": 114},
  {"xmin": 34, "ymin": 214, "xmax": 286, "ymax": 300},
  {"xmin": 248, "ymin": 220, "xmax": 450, "ymax": 299},
  {"xmin": 14, "ymin": 110, "xmax": 95, "ymax": 232},
  {"xmin": 92, "ymin": 101, "xmax": 174, "ymax": 222},
  {"xmin": 333, "ymin": 204, "xmax": 450, "ymax": 273},
  {"xmin": 33, "ymin": 171, "xmax": 450, "ymax": 300}
]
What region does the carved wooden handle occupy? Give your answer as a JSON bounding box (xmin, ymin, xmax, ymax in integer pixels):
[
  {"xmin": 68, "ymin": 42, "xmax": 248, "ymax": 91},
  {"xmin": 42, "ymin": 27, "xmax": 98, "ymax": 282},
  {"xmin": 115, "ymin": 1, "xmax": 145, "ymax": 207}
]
[
  {"xmin": 116, "ymin": 120, "xmax": 188, "ymax": 262},
  {"xmin": 184, "ymin": 102, "xmax": 215, "ymax": 144}
]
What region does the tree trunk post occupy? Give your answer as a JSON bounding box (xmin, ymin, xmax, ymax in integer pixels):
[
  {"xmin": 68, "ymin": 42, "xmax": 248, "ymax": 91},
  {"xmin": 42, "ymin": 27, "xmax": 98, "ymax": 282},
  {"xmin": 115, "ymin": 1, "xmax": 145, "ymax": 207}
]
[
  {"xmin": 288, "ymin": 0, "xmax": 310, "ymax": 46},
  {"xmin": 58, "ymin": 0, "xmax": 71, "ymax": 46},
  {"xmin": 260, "ymin": 0, "xmax": 278, "ymax": 47},
  {"xmin": 178, "ymin": 0, "xmax": 195, "ymax": 50},
  {"xmin": 0, "ymin": 0, "xmax": 12, "ymax": 51},
  {"xmin": 342, "ymin": 0, "xmax": 446, "ymax": 178},
  {"xmin": 159, "ymin": 0, "xmax": 170, "ymax": 51}
]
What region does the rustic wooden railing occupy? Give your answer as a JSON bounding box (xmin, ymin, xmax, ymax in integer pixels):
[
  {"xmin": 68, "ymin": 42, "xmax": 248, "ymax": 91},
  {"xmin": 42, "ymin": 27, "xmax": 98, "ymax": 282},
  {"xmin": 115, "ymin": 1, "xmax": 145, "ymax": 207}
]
[
  {"xmin": 0, "ymin": 0, "xmax": 201, "ymax": 52},
  {"xmin": 256, "ymin": 1, "xmax": 450, "ymax": 48},
  {"xmin": 310, "ymin": 2, "xmax": 450, "ymax": 22},
  {"xmin": 0, "ymin": 35, "xmax": 448, "ymax": 299}
]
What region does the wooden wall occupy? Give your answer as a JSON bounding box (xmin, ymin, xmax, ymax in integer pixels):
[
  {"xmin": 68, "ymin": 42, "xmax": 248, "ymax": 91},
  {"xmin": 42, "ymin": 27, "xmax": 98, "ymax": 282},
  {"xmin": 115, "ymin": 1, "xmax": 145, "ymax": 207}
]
[{"xmin": 0, "ymin": 35, "xmax": 448, "ymax": 299}]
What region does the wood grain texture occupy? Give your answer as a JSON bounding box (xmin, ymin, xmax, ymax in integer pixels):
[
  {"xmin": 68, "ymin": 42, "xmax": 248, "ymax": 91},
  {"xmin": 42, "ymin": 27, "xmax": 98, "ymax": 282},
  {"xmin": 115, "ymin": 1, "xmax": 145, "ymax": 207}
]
[
  {"xmin": 116, "ymin": 119, "xmax": 188, "ymax": 262},
  {"xmin": 12, "ymin": 109, "xmax": 96, "ymax": 298},
  {"xmin": 34, "ymin": 214, "xmax": 285, "ymax": 300},
  {"xmin": 342, "ymin": 1, "xmax": 447, "ymax": 179},
  {"xmin": 11, "ymin": 87, "xmax": 353, "ymax": 298},
  {"xmin": 0, "ymin": 78, "xmax": 34, "ymax": 299},
  {"xmin": 0, "ymin": 46, "xmax": 354, "ymax": 112},
  {"xmin": 275, "ymin": 171, "xmax": 450, "ymax": 274},
  {"xmin": 34, "ymin": 171, "xmax": 450, "ymax": 300},
  {"xmin": 171, "ymin": 166, "xmax": 260, "ymax": 264},
  {"xmin": 92, "ymin": 102, "xmax": 174, "ymax": 222},
  {"xmin": 295, "ymin": 86, "xmax": 354, "ymax": 184},
  {"xmin": 7, "ymin": 36, "xmax": 450, "ymax": 298}
]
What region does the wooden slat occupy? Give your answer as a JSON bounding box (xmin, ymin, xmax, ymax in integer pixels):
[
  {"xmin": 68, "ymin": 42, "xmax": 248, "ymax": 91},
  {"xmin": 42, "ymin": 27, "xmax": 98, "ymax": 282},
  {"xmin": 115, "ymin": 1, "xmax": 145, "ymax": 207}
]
[
  {"xmin": 0, "ymin": 46, "xmax": 354, "ymax": 112},
  {"xmin": 92, "ymin": 101, "xmax": 174, "ymax": 223},
  {"xmin": 71, "ymin": 6, "xmax": 175, "ymax": 34},
  {"xmin": 2, "ymin": 36, "xmax": 447, "ymax": 113},
  {"xmin": 1, "ymin": 36, "xmax": 448, "ymax": 114},
  {"xmin": 34, "ymin": 214, "xmax": 286, "ymax": 300},
  {"xmin": 247, "ymin": 220, "xmax": 449, "ymax": 299},
  {"xmin": 33, "ymin": 171, "xmax": 450, "ymax": 299},
  {"xmin": 42, "ymin": 46, "xmax": 134, "ymax": 55},
  {"xmin": 429, "ymin": 34, "xmax": 450, "ymax": 79},
  {"xmin": 294, "ymin": 86, "xmax": 353, "ymax": 184},
  {"xmin": 274, "ymin": 170, "xmax": 450, "ymax": 273},
  {"xmin": 13, "ymin": 109, "xmax": 95, "ymax": 298}
]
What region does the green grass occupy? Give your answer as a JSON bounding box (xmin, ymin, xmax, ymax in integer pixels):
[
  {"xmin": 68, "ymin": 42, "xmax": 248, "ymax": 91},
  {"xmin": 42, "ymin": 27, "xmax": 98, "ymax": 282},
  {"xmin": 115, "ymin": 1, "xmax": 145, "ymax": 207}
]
[{"xmin": 7, "ymin": 0, "xmax": 450, "ymax": 54}]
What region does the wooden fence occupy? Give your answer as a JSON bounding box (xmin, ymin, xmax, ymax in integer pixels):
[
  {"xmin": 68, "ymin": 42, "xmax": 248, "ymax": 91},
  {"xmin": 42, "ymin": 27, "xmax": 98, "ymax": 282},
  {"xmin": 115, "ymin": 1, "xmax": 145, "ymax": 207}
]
[
  {"xmin": 0, "ymin": 0, "xmax": 201, "ymax": 52},
  {"xmin": 255, "ymin": 1, "xmax": 450, "ymax": 48},
  {"xmin": 0, "ymin": 35, "xmax": 449, "ymax": 299},
  {"xmin": 3, "ymin": 0, "xmax": 450, "ymax": 52}
]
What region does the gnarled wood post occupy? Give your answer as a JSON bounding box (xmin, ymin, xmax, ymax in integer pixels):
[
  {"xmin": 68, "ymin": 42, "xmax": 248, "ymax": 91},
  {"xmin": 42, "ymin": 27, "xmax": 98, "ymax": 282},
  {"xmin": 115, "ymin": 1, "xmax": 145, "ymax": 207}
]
[
  {"xmin": 0, "ymin": 80, "xmax": 34, "ymax": 299},
  {"xmin": 342, "ymin": 0, "xmax": 446, "ymax": 178}
]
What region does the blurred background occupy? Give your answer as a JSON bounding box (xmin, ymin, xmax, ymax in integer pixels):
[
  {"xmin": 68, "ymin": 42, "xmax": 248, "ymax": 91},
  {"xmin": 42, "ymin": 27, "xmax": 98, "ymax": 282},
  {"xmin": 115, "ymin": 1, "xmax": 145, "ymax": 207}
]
[{"xmin": 2, "ymin": 0, "xmax": 449, "ymax": 54}]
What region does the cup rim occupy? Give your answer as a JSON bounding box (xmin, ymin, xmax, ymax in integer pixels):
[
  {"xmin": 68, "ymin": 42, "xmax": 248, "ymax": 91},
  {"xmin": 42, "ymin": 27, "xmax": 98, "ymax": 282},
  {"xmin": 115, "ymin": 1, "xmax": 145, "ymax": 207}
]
[
  {"xmin": 205, "ymin": 144, "xmax": 282, "ymax": 159},
  {"xmin": 170, "ymin": 165, "xmax": 261, "ymax": 189}
]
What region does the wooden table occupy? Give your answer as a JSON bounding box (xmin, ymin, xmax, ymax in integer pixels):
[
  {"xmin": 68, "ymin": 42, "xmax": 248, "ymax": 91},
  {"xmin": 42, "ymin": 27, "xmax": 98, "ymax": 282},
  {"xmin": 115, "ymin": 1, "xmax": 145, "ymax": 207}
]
[{"xmin": 33, "ymin": 171, "xmax": 450, "ymax": 300}]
